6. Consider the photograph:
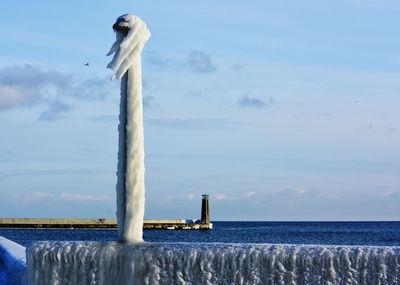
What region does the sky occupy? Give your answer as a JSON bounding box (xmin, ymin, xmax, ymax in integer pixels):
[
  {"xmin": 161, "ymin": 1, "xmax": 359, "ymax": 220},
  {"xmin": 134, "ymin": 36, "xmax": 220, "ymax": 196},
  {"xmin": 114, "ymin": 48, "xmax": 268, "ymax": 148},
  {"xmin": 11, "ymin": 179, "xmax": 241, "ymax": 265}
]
[{"xmin": 0, "ymin": 0, "xmax": 400, "ymax": 221}]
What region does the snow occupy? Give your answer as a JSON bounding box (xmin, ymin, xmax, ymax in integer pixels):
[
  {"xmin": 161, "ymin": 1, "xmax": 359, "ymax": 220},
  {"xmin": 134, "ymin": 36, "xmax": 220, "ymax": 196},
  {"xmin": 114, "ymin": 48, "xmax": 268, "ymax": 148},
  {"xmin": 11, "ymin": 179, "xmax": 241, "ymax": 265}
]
[
  {"xmin": 27, "ymin": 241, "xmax": 400, "ymax": 285},
  {"xmin": 107, "ymin": 14, "xmax": 151, "ymax": 243},
  {"xmin": 0, "ymin": 236, "xmax": 27, "ymax": 285}
]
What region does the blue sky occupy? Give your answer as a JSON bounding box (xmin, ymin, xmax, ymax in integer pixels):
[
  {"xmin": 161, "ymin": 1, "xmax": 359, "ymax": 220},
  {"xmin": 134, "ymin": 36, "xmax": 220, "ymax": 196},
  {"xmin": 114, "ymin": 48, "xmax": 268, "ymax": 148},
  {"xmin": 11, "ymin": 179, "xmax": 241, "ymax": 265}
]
[{"xmin": 0, "ymin": 1, "xmax": 399, "ymax": 220}]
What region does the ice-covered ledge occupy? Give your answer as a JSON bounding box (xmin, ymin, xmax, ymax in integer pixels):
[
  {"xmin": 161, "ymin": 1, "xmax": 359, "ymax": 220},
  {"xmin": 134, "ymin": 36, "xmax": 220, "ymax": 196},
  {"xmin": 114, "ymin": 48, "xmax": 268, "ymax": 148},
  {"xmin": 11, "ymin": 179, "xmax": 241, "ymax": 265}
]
[
  {"xmin": 27, "ymin": 241, "xmax": 400, "ymax": 285},
  {"xmin": 0, "ymin": 236, "xmax": 27, "ymax": 285}
]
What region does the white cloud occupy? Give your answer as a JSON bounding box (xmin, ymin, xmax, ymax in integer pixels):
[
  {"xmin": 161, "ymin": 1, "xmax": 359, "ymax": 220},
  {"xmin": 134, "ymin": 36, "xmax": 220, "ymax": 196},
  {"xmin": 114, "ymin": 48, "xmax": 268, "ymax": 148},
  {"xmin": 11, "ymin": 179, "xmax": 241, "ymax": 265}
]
[
  {"xmin": 186, "ymin": 51, "xmax": 217, "ymax": 73},
  {"xmin": 237, "ymin": 94, "xmax": 275, "ymax": 109},
  {"xmin": 38, "ymin": 101, "xmax": 71, "ymax": 121},
  {"xmin": 146, "ymin": 50, "xmax": 217, "ymax": 74},
  {"xmin": 61, "ymin": 192, "xmax": 114, "ymax": 203},
  {"xmin": 162, "ymin": 193, "xmax": 198, "ymax": 201},
  {"xmin": 9, "ymin": 191, "xmax": 54, "ymax": 206},
  {"xmin": 0, "ymin": 85, "xmax": 37, "ymax": 109},
  {"xmin": 0, "ymin": 64, "xmax": 115, "ymax": 120},
  {"xmin": 357, "ymin": 123, "xmax": 398, "ymax": 135},
  {"xmin": 357, "ymin": 123, "xmax": 374, "ymax": 132},
  {"xmin": 245, "ymin": 191, "xmax": 256, "ymax": 198},
  {"xmin": 214, "ymin": 193, "xmax": 228, "ymax": 200},
  {"xmin": 183, "ymin": 193, "xmax": 196, "ymax": 200},
  {"xmin": 32, "ymin": 191, "xmax": 54, "ymax": 198},
  {"xmin": 276, "ymin": 188, "xmax": 306, "ymax": 195},
  {"xmin": 163, "ymin": 194, "xmax": 175, "ymax": 202},
  {"xmin": 316, "ymin": 111, "xmax": 332, "ymax": 118},
  {"xmin": 145, "ymin": 118, "xmax": 242, "ymax": 131},
  {"xmin": 384, "ymin": 126, "xmax": 396, "ymax": 133}
]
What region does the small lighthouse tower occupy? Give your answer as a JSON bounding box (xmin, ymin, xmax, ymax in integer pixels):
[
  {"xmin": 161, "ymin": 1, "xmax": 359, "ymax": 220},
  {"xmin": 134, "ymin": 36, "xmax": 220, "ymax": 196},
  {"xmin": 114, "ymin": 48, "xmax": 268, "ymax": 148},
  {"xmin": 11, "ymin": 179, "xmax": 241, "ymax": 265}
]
[{"xmin": 201, "ymin": 194, "xmax": 210, "ymax": 225}]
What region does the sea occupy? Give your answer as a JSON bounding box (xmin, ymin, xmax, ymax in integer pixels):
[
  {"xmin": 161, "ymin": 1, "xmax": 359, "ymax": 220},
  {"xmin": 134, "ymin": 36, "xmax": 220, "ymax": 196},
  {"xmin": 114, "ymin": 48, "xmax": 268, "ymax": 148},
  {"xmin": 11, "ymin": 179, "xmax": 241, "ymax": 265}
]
[{"xmin": 1, "ymin": 221, "xmax": 400, "ymax": 247}]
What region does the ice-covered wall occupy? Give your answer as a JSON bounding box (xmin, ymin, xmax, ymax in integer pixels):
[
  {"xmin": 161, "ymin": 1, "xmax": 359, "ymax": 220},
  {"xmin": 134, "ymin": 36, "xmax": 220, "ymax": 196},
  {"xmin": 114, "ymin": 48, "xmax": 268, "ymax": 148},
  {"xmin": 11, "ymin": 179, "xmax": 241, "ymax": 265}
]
[
  {"xmin": 0, "ymin": 236, "xmax": 27, "ymax": 285},
  {"xmin": 27, "ymin": 241, "xmax": 400, "ymax": 285}
]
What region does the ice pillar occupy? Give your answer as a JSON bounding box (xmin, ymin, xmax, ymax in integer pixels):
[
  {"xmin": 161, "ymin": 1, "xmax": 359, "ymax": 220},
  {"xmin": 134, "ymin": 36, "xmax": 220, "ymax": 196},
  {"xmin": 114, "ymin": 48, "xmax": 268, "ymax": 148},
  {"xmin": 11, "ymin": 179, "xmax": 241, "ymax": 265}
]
[{"xmin": 107, "ymin": 14, "xmax": 150, "ymax": 242}]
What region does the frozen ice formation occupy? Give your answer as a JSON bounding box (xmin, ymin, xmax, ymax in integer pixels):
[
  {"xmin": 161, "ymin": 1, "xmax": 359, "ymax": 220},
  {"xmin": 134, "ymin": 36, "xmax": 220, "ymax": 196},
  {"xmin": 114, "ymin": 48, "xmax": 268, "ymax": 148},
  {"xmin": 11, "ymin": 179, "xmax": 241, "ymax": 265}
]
[
  {"xmin": 107, "ymin": 14, "xmax": 150, "ymax": 243},
  {"xmin": 27, "ymin": 241, "xmax": 400, "ymax": 285},
  {"xmin": 107, "ymin": 14, "xmax": 151, "ymax": 80},
  {"xmin": 0, "ymin": 236, "xmax": 27, "ymax": 285}
]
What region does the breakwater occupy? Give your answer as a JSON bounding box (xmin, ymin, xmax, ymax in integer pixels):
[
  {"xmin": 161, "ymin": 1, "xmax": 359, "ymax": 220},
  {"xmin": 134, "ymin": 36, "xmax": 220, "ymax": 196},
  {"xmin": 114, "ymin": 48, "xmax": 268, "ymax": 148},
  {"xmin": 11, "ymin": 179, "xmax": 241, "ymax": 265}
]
[
  {"xmin": 26, "ymin": 241, "xmax": 400, "ymax": 285},
  {"xmin": 0, "ymin": 218, "xmax": 212, "ymax": 230}
]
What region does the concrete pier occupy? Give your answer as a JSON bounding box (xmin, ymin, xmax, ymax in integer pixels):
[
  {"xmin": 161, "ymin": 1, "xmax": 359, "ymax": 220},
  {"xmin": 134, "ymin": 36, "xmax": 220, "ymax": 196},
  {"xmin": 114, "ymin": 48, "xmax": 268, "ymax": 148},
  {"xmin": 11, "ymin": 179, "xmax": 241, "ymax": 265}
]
[
  {"xmin": 0, "ymin": 218, "xmax": 212, "ymax": 230},
  {"xmin": 0, "ymin": 194, "xmax": 212, "ymax": 230}
]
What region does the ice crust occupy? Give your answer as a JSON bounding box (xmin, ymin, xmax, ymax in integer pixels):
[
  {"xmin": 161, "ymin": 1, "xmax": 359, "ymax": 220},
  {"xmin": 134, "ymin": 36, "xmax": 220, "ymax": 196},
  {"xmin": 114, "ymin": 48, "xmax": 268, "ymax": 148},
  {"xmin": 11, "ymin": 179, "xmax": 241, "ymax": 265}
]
[
  {"xmin": 107, "ymin": 14, "xmax": 150, "ymax": 80},
  {"xmin": 107, "ymin": 14, "xmax": 150, "ymax": 243},
  {"xmin": 0, "ymin": 236, "xmax": 27, "ymax": 285},
  {"xmin": 27, "ymin": 241, "xmax": 400, "ymax": 285}
]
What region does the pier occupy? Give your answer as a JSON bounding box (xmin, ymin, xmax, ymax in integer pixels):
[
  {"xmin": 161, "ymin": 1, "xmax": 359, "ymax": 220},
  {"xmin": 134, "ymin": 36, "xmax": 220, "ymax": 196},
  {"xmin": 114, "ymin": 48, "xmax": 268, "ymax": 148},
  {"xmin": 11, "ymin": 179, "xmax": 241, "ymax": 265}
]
[{"xmin": 0, "ymin": 195, "xmax": 212, "ymax": 230}]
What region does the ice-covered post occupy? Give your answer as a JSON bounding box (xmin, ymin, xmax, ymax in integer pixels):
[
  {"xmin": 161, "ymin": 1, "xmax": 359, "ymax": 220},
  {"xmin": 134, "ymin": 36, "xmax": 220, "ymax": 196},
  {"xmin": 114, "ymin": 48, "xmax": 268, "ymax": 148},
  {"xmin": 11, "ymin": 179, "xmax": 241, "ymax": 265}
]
[{"xmin": 107, "ymin": 14, "xmax": 150, "ymax": 242}]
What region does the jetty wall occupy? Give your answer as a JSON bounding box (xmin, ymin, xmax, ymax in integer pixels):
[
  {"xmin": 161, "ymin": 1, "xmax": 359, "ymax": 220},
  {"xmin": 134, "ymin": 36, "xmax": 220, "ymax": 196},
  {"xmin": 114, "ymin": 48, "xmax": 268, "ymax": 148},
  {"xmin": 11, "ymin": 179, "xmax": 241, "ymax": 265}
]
[
  {"xmin": 27, "ymin": 241, "xmax": 400, "ymax": 285},
  {"xmin": 0, "ymin": 218, "xmax": 212, "ymax": 230}
]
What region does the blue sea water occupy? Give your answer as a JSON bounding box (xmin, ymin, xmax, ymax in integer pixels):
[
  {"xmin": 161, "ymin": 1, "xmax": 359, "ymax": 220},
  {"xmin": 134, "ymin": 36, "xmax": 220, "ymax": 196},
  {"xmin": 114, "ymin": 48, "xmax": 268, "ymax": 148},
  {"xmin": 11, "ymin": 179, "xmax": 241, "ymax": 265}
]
[
  {"xmin": 0, "ymin": 259, "xmax": 11, "ymax": 285},
  {"xmin": 1, "ymin": 221, "xmax": 399, "ymax": 247}
]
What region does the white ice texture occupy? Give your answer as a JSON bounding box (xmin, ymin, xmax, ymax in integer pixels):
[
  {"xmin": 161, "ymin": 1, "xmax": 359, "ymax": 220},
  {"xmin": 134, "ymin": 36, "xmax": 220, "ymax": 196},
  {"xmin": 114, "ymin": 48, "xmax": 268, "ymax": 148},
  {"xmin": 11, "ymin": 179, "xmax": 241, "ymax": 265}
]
[
  {"xmin": 0, "ymin": 236, "xmax": 27, "ymax": 285},
  {"xmin": 107, "ymin": 14, "xmax": 150, "ymax": 243},
  {"xmin": 107, "ymin": 14, "xmax": 150, "ymax": 80},
  {"xmin": 27, "ymin": 241, "xmax": 400, "ymax": 285}
]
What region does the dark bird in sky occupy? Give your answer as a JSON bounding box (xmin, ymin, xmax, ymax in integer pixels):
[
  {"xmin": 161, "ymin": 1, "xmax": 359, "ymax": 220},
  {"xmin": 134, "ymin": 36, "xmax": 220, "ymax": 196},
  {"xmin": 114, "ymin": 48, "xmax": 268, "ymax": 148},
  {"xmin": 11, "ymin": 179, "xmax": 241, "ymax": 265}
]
[{"xmin": 84, "ymin": 62, "xmax": 89, "ymax": 66}]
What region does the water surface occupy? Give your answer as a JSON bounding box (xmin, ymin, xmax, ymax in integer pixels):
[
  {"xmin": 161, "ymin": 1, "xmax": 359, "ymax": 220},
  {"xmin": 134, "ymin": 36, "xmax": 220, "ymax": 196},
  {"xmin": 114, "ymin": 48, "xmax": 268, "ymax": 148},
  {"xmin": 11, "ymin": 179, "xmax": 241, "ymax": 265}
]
[{"xmin": 1, "ymin": 221, "xmax": 399, "ymax": 247}]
